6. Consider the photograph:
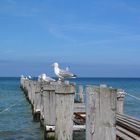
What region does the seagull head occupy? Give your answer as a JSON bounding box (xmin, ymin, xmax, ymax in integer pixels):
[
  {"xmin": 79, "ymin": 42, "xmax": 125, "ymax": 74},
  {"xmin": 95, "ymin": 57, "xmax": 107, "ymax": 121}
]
[
  {"xmin": 42, "ymin": 73, "xmax": 46, "ymax": 79},
  {"xmin": 51, "ymin": 62, "xmax": 59, "ymax": 67}
]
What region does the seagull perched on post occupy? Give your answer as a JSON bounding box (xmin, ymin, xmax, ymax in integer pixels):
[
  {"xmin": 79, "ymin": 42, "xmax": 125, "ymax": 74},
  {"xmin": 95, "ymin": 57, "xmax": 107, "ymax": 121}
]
[
  {"xmin": 28, "ymin": 75, "xmax": 32, "ymax": 79},
  {"xmin": 51, "ymin": 62, "xmax": 76, "ymax": 80},
  {"xmin": 38, "ymin": 73, "xmax": 55, "ymax": 82}
]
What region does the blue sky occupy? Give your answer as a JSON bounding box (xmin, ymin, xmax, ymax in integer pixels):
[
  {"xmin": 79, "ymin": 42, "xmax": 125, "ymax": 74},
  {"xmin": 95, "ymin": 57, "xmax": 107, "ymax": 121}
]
[{"xmin": 0, "ymin": 0, "xmax": 140, "ymax": 77}]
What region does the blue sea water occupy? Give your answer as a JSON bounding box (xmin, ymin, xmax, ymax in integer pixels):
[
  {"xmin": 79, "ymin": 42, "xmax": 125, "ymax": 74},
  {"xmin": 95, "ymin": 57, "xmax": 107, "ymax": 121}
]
[
  {"xmin": 0, "ymin": 77, "xmax": 140, "ymax": 140},
  {"xmin": 0, "ymin": 78, "xmax": 43, "ymax": 140}
]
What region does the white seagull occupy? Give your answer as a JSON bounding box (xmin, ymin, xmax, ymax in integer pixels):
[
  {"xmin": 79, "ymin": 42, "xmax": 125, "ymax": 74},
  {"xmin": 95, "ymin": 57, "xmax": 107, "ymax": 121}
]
[
  {"xmin": 28, "ymin": 75, "xmax": 32, "ymax": 79},
  {"xmin": 38, "ymin": 73, "xmax": 55, "ymax": 82},
  {"xmin": 52, "ymin": 62, "xmax": 76, "ymax": 80}
]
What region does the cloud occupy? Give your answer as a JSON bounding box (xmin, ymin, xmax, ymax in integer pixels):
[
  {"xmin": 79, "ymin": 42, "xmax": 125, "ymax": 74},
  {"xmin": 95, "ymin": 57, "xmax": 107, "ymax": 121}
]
[
  {"xmin": 76, "ymin": 33, "xmax": 140, "ymax": 47},
  {"xmin": 46, "ymin": 22, "xmax": 140, "ymax": 48},
  {"xmin": 59, "ymin": 23, "xmax": 130, "ymax": 36}
]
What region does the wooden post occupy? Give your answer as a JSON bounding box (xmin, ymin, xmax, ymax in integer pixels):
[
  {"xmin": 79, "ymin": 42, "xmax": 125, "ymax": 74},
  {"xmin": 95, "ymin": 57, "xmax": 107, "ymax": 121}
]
[
  {"xmin": 55, "ymin": 83, "xmax": 75, "ymax": 140},
  {"xmin": 33, "ymin": 82, "xmax": 42, "ymax": 121},
  {"xmin": 25, "ymin": 79, "xmax": 31, "ymax": 99},
  {"xmin": 22, "ymin": 79, "xmax": 26, "ymax": 91},
  {"xmin": 40, "ymin": 87, "xmax": 44, "ymax": 125},
  {"xmin": 24, "ymin": 79, "xmax": 29, "ymax": 96},
  {"xmin": 86, "ymin": 85, "xmax": 117, "ymax": 140},
  {"xmin": 40, "ymin": 81, "xmax": 56, "ymax": 122},
  {"xmin": 79, "ymin": 85, "xmax": 84, "ymax": 103},
  {"xmin": 117, "ymin": 89, "xmax": 125, "ymax": 114},
  {"xmin": 42, "ymin": 83, "xmax": 56, "ymax": 140},
  {"xmin": 43, "ymin": 84, "xmax": 56, "ymax": 126},
  {"xmin": 28, "ymin": 80, "xmax": 33, "ymax": 103},
  {"xmin": 20, "ymin": 77, "xmax": 25, "ymax": 89},
  {"xmin": 30, "ymin": 81, "xmax": 37, "ymax": 105},
  {"xmin": 40, "ymin": 81, "xmax": 50, "ymax": 120}
]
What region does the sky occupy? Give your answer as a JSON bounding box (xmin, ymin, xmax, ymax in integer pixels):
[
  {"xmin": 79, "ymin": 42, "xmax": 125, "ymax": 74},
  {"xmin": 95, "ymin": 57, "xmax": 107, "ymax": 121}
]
[{"xmin": 0, "ymin": 0, "xmax": 140, "ymax": 77}]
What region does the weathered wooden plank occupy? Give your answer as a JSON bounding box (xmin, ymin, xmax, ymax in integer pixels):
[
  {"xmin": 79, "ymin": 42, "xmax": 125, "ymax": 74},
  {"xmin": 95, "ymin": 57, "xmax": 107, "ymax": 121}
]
[
  {"xmin": 23, "ymin": 79, "xmax": 30, "ymax": 95},
  {"xmin": 73, "ymin": 125, "xmax": 85, "ymax": 131},
  {"xmin": 117, "ymin": 118, "xmax": 140, "ymax": 136},
  {"xmin": 28, "ymin": 80, "xmax": 32, "ymax": 102},
  {"xmin": 117, "ymin": 117, "xmax": 140, "ymax": 129},
  {"xmin": 32, "ymin": 81, "xmax": 39, "ymax": 104},
  {"xmin": 33, "ymin": 82, "xmax": 42, "ymax": 118},
  {"xmin": 86, "ymin": 85, "xmax": 117, "ymax": 140},
  {"xmin": 46, "ymin": 125, "xmax": 85, "ymax": 132},
  {"xmin": 55, "ymin": 83, "xmax": 75, "ymax": 140},
  {"xmin": 39, "ymin": 81, "xmax": 49, "ymax": 120},
  {"xmin": 42, "ymin": 84, "xmax": 56, "ymax": 126},
  {"xmin": 20, "ymin": 77, "xmax": 25, "ymax": 89},
  {"xmin": 79, "ymin": 85, "xmax": 84, "ymax": 103},
  {"xmin": 117, "ymin": 114, "xmax": 140, "ymax": 126},
  {"xmin": 74, "ymin": 103, "xmax": 85, "ymax": 113},
  {"xmin": 116, "ymin": 125, "xmax": 140, "ymax": 140},
  {"xmin": 117, "ymin": 89, "xmax": 125, "ymax": 114}
]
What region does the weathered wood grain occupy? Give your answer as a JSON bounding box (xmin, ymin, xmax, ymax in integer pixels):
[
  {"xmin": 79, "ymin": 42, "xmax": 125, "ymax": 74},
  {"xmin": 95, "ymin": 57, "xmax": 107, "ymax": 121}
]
[
  {"xmin": 55, "ymin": 83, "xmax": 75, "ymax": 140},
  {"xmin": 43, "ymin": 84, "xmax": 56, "ymax": 126},
  {"xmin": 117, "ymin": 89, "xmax": 125, "ymax": 114},
  {"xmin": 79, "ymin": 85, "xmax": 84, "ymax": 103},
  {"xmin": 86, "ymin": 85, "xmax": 117, "ymax": 140}
]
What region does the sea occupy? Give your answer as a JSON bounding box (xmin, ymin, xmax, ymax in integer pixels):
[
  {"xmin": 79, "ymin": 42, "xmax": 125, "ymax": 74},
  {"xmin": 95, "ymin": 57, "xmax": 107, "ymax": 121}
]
[{"xmin": 0, "ymin": 77, "xmax": 140, "ymax": 140}]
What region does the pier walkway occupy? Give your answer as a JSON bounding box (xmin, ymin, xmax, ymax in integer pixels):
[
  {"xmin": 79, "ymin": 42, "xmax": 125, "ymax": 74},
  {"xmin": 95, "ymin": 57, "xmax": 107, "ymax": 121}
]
[{"xmin": 20, "ymin": 78, "xmax": 140, "ymax": 140}]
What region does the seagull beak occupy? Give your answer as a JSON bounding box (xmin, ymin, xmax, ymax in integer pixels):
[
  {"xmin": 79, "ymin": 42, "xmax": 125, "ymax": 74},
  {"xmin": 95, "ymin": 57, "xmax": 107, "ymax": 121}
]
[{"xmin": 51, "ymin": 64, "xmax": 54, "ymax": 67}]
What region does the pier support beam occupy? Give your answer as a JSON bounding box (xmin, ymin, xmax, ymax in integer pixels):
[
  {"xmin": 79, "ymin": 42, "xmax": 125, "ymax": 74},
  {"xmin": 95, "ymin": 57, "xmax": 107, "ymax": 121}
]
[
  {"xmin": 86, "ymin": 85, "xmax": 117, "ymax": 140},
  {"xmin": 117, "ymin": 89, "xmax": 125, "ymax": 114},
  {"xmin": 55, "ymin": 83, "xmax": 75, "ymax": 140},
  {"xmin": 79, "ymin": 85, "xmax": 84, "ymax": 103},
  {"xmin": 33, "ymin": 82, "xmax": 41, "ymax": 122},
  {"xmin": 20, "ymin": 77, "xmax": 25, "ymax": 89},
  {"xmin": 24, "ymin": 79, "xmax": 30, "ymax": 97},
  {"xmin": 28, "ymin": 80, "xmax": 32, "ymax": 103},
  {"xmin": 43, "ymin": 84, "xmax": 56, "ymax": 126},
  {"xmin": 30, "ymin": 81, "xmax": 37, "ymax": 105},
  {"xmin": 43, "ymin": 83, "xmax": 56, "ymax": 140}
]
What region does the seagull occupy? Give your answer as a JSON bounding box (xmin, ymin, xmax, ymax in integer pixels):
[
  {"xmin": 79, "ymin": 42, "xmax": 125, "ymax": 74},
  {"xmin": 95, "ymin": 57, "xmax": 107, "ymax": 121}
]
[
  {"xmin": 38, "ymin": 73, "xmax": 55, "ymax": 82},
  {"xmin": 28, "ymin": 75, "xmax": 32, "ymax": 79},
  {"xmin": 51, "ymin": 62, "xmax": 76, "ymax": 80}
]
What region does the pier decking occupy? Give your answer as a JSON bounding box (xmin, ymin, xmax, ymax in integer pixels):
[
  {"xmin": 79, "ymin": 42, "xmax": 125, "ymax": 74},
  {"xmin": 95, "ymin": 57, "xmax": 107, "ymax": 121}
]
[{"xmin": 20, "ymin": 78, "xmax": 140, "ymax": 140}]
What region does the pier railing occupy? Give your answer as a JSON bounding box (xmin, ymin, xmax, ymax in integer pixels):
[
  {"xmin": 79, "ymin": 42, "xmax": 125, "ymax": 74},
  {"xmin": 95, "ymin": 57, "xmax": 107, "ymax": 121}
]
[{"xmin": 20, "ymin": 78, "xmax": 140, "ymax": 140}]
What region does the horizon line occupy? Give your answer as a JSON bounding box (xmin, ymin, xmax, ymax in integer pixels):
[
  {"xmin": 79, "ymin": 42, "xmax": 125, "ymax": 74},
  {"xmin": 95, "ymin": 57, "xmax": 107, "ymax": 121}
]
[{"xmin": 1, "ymin": 76, "xmax": 140, "ymax": 79}]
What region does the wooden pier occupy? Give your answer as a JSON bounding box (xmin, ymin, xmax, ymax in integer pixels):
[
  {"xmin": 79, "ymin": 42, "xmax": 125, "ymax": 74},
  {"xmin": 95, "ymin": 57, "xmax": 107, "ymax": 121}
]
[{"xmin": 20, "ymin": 78, "xmax": 140, "ymax": 140}]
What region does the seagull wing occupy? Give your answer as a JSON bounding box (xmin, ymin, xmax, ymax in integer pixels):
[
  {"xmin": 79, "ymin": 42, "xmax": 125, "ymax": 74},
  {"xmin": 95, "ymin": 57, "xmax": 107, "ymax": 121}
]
[
  {"xmin": 59, "ymin": 69, "xmax": 74, "ymax": 78},
  {"xmin": 45, "ymin": 76, "xmax": 56, "ymax": 82}
]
